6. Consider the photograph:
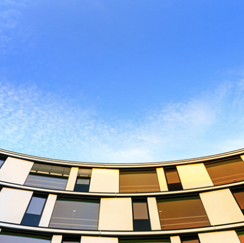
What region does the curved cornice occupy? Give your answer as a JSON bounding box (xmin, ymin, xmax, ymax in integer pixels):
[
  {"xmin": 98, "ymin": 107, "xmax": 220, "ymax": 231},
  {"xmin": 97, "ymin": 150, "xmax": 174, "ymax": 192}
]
[{"xmin": 0, "ymin": 147, "xmax": 244, "ymax": 168}]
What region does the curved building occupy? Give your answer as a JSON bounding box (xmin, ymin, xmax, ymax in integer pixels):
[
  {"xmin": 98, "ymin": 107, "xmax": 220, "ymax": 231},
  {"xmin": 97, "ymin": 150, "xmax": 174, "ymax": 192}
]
[{"xmin": 1, "ymin": 148, "xmax": 244, "ymax": 242}]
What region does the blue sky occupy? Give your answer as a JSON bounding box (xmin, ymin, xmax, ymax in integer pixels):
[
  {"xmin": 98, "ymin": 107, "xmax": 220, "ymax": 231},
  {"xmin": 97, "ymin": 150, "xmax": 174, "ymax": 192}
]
[{"xmin": 0, "ymin": 0, "xmax": 244, "ymax": 162}]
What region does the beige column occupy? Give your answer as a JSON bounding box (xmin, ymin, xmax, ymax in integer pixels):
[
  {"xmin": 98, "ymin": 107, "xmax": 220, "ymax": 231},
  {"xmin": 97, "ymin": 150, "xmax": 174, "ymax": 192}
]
[
  {"xmin": 170, "ymin": 236, "xmax": 181, "ymax": 243},
  {"xmin": 51, "ymin": 235, "xmax": 62, "ymax": 243},
  {"xmin": 39, "ymin": 194, "xmax": 57, "ymax": 227},
  {"xmin": 177, "ymin": 163, "xmax": 213, "ymax": 189},
  {"xmin": 0, "ymin": 157, "xmax": 33, "ymax": 185},
  {"xmin": 0, "ymin": 187, "xmax": 33, "ymax": 224},
  {"xmin": 65, "ymin": 167, "xmax": 79, "ymax": 191},
  {"xmin": 200, "ymin": 188, "xmax": 244, "ymax": 225},
  {"xmin": 81, "ymin": 236, "xmax": 118, "ymax": 243},
  {"xmin": 156, "ymin": 167, "xmax": 168, "ymax": 191},
  {"xmin": 89, "ymin": 168, "xmax": 119, "ymax": 193},
  {"xmin": 198, "ymin": 230, "xmax": 240, "ymax": 243},
  {"xmin": 147, "ymin": 197, "xmax": 161, "ymax": 230},
  {"xmin": 98, "ymin": 198, "xmax": 133, "ymax": 231}
]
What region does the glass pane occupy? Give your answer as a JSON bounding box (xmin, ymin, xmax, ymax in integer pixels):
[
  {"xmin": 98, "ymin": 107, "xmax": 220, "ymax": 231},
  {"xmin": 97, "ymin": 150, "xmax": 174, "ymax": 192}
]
[
  {"xmin": 120, "ymin": 239, "xmax": 170, "ymax": 243},
  {"xmin": 120, "ymin": 170, "xmax": 160, "ymax": 193},
  {"xmin": 49, "ymin": 199, "xmax": 100, "ymax": 230},
  {"xmin": 0, "ymin": 159, "xmax": 4, "ymax": 168},
  {"xmin": 0, "ymin": 233, "xmax": 50, "ymax": 243},
  {"xmin": 157, "ymin": 196, "xmax": 210, "ymax": 230},
  {"xmin": 25, "ymin": 174, "xmax": 67, "ymax": 190},
  {"xmin": 133, "ymin": 202, "xmax": 149, "ymax": 219},
  {"xmin": 50, "ymin": 165, "xmax": 70, "ymax": 176},
  {"xmin": 205, "ymin": 157, "xmax": 244, "ymax": 185},
  {"xmin": 26, "ymin": 196, "xmax": 46, "ymax": 215},
  {"xmin": 238, "ymin": 230, "xmax": 244, "ymax": 243},
  {"xmin": 182, "ymin": 240, "xmax": 199, "ymax": 243},
  {"xmin": 164, "ymin": 167, "xmax": 182, "ymax": 191},
  {"xmin": 77, "ymin": 178, "xmax": 90, "ymax": 185}
]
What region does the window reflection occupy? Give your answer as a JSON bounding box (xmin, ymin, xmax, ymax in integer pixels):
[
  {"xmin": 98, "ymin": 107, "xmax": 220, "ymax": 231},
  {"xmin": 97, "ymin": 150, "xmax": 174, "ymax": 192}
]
[{"xmin": 49, "ymin": 198, "xmax": 100, "ymax": 230}]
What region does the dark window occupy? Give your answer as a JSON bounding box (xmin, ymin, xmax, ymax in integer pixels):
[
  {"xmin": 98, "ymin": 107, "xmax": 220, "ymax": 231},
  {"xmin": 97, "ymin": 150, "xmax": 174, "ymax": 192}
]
[
  {"xmin": 237, "ymin": 230, "xmax": 244, "ymax": 243},
  {"xmin": 164, "ymin": 167, "xmax": 182, "ymax": 191},
  {"xmin": 119, "ymin": 169, "xmax": 160, "ymax": 193},
  {"xmin": 132, "ymin": 199, "xmax": 151, "ymax": 231},
  {"xmin": 157, "ymin": 196, "xmax": 210, "ymax": 230},
  {"xmin": 62, "ymin": 235, "xmax": 81, "ymax": 243},
  {"xmin": 0, "ymin": 232, "xmax": 50, "ymax": 243},
  {"xmin": 181, "ymin": 235, "xmax": 200, "ymax": 243},
  {"xmin": 74, "ymin": 168, "xmax": 92, "ymax": 192},
  {"xmin": 21, "ymin": 195, "xmax": 46, "ymax": 226},
  {"xmin": 0, "ymin": 156, "xmax": 6, "ymax": 168},
  {"xmin": 233, "ymin": 189, "xmax": 244, "ymax": 213},
  {"xmin": 24, "ymin": 163, "xmax": 70, "ymax": 190},
  {"xmin": 49, "ymin": 198, "xmax": 100, "ymax": 230},
  {"xmin": 205, "ymin": 156, "xmax": 244, "ymax": 185}
]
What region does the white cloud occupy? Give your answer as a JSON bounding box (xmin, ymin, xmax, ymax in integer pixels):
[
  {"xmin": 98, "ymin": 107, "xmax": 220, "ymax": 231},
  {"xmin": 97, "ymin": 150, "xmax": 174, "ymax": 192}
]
[{"xmin": 0, "ymin": 80, "xmax": 244, "ymax": 163}]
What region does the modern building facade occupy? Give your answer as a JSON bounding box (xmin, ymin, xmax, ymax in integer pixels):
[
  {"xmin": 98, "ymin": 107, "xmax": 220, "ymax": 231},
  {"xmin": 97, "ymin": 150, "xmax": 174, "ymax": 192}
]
[{"xmin": 1, "ymin": 148, "xmax": 244, "ymax": 242}]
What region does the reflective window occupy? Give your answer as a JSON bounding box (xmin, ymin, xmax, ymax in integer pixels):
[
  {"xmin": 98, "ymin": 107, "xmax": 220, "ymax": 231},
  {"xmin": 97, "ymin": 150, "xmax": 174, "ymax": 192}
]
[
  {"xmin": 62, "ymin": 236, "xmax": 81, "ymax": 243},
  {"xmin": 21, "ymin": 195, "xmax": 46, "ymax": 226},
  {"xmin": 157, "ymin": 196, "xmax": 210, "ymax": 230},
  {"xmin": 120, "ymin": 239, "xmax": 170, "ymax": 243},
  {"xmin": 49, "ymin": 198, "xmax": 100, "ymax": 230},
  {"xmin": 164, "ymin": 167, "xmax": 182, "ymax": 191},
  {"xmin": 0, "ymin": 157, "xmax": 6, "ymax": 168},
  {"xmin": 119, "ymin": 169, "xmax": 160, "ymax": 193},
  {"xmin": 132, "ymin": 199, "xmax": 151, "ymax": 231},
  {"xmin": 233, "ymin": 189, "xmax": 244, "ymax": 213},
  {"xmin": 74, "ymin": 168, "xmax": 92, "ymax": 192},
  {"xmin": 237, "ymin": 230, "xmax": 244, "ymax": 243},
  {"xmin": 0, "ymin": 232, "xmax": 50, "ymax": 243},
  {"xmin": 25, "ymin": 163, "xmax": 70, "ymax": 190},
  {"xmin": 205, "ymin": 156, "xmax": 244, "ymax": 185}
]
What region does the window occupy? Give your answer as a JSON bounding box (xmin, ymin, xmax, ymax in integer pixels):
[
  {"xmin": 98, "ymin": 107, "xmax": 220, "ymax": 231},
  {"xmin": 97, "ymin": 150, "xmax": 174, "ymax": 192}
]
[
  {"xmin": 164, "ymin": 167, "xmax": 182, "ymax": 191},
  {"xmin": 132, "ymin": 198, "xmax": 151, "ymax": 231},
  {"xmin": 157, "ymin": 196, "xmax": 210, "ymax": 230},
  {"xmin": 49, "ymin": 197, "xmax": 100, "ymax": 230},
  {"xmin": 233, "ymin": 189, "xmax": 244, "ymax": 213},
  {"xmin": 181, "ymin": 236, "xmax": 200, "ymax": 243},
  {"xmin": 74, "ymin": 168, "xmax": 92, "ymax": 192},
  {"xmin": 21, "ymin": 195, "xmax": 46, "ymax": 226},
  {"xmin": 0, "ymin": 231, "xmax": 50, "ymax": 243},
  {"xmin": 24, "ymin": 163, "xmax": 70, "ymax": 190},
  {"xmin": 205, "ymin": 156, "xmax": 244, "ymax": 185},
  {"xmin": 119, "ymin": 169, "xmax": 160, "ymax": 193},
  {"xmin": 237, "ymin": 230, "xmax": 244, "ymax": 243},
  {"xmin": 120, "ymin": 238, "xmax": 170, "ymax": 243},
  {"xmin": 0, "ymin": 156, "xmax": 6, "ymax": 168},
  {"xmin": 62, "ymin": 236, "xmax": 81, "ymax": 243}
]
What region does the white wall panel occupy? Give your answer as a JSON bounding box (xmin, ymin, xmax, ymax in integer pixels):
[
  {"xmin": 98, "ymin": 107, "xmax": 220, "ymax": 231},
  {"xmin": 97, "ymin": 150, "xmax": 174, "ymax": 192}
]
[
  {"xmin": 89, "ymin": 168, "xmax": 119, "ymax": 193},
  {"xmin": 147, "ymin": 197, "xmax": 161, "ymax": 230},
  {"xmin": 0, "ymin": 187, "xmax": 33, "ymax": 224},
  {"xmin": 98, "ymin": 198, "xmax": 133, "ymax": 231},
  {"xmin": 198, "ymin": 230, "xmax": 240, "ymax": 243},
  {"xmin": 39, "ymin": 194, "xmax": 57, "ymax": 227},
  {"xmin": 0, "ymin": 157, "xmax": 33, "ymax": 185},
  {"xmin": 170, "ymin": 236, "xmax": 181, "ymax": 243},
  {"xmin": 65, "ymin": 167, "xmax": 79, "ymax": 191},
  {"xmin": 177, "ymin": 163, "xmax": 213, "ymax": 189},
  {"xmin": 81, "ymin": 236, "xmax": 118, "ymax": 243},
  {"xmin": 200, "ymin": 188, "xmax": 244, "ymax": 225},
  {"xmin": 51, "ymin": 235, "xmax": 62, "ymax": 243},
  {"xmin": 156, "ymin": 168, "xmax": 168, "ymax": 191}
]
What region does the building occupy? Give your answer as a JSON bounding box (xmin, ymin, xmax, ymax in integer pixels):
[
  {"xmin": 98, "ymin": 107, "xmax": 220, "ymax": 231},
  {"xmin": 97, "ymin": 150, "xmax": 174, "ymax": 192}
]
[{"xmin": 0, "ymin": 148, "xmax": 244, "ymax": 243}]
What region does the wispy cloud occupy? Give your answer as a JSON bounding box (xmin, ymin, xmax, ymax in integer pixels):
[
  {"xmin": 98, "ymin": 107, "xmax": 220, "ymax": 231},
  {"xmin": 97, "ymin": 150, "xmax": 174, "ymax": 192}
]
[{"xmin": 0, "ymin": 80, "xmax": 244, "ymax": 163}]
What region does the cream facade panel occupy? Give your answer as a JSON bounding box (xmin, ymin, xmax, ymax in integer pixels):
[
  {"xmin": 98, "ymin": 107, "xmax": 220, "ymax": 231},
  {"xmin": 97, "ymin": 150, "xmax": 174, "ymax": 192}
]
[
  {"xmin": 200, "ymin": 188, "xmax": 244, "ymax": 225},
  {"xmin": 0, "ymin": 187, "xmax": 33, "ymax": 224},
  {"xmin": 156, "ymin": 168, "xmax": 168, "ymax": 191},
  {"xmin": 98, "ymin": 198, "xmax": 133, "ymax": 231},
  {"xmin": 65, "ymin": 167, "xmax": 79, "ymax": 191},
  {"xmin": 89, "ymin": 168, "xmax": 119, "ymax": 193},
  {"xmin": 198, "ymin": 230, "xmax": 240, "ymax": 243},
  {"xmin": 177, "ymin": 163, "xmax": 213, "ymax": 189},
  {"xmin": 0, "ymin": 157, "xmax": 33, "ymax": 185},
  {"xmin": 170, "ymin": 236, "xmax": 181, "ymax": 243},
  {"xmin": 147, "ymin": 197, "xmax": 161, "ymax": 230},
  {"xmin": 81, "ymin": 236, "xmax": 118, "ymax": 243},
  {"xmin": 51, "ymin": 235, "xmax": 62, "ymax": 243},
  {"xmin": 39, "ymin": 194, "xmax": 57, "ymax": 227}
]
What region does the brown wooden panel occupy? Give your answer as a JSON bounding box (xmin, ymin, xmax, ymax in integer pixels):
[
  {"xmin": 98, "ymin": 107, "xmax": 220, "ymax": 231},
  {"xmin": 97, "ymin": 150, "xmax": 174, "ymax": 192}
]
[
  {"xmin": 120, "ymin": 170, "xmax": 160, "ymax": 193},
  {"xmin": 205, "ymin": 157, "xmax": 244, "ymax": 185},
  {"xmin": 157, "ymin": 196, "xmax": 210, "ymax": 230}
]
